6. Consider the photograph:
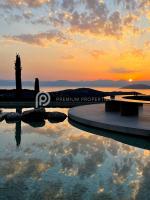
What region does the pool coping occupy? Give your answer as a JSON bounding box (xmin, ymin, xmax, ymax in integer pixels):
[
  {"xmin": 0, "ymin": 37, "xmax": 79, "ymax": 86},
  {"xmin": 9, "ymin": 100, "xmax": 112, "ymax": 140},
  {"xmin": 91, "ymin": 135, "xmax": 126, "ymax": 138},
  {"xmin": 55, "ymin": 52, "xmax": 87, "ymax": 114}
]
[{"xmin": 68, "ymin": 104, "xmax": 150, "ymax": 137}]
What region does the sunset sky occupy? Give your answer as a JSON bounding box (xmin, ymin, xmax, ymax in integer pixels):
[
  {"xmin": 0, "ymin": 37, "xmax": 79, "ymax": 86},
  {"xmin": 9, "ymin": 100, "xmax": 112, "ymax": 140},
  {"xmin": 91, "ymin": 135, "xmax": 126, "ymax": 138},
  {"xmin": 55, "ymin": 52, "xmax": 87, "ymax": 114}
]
[{"xmin": 0, "ymin": 0, "xmax": 150, "ymax": 81}]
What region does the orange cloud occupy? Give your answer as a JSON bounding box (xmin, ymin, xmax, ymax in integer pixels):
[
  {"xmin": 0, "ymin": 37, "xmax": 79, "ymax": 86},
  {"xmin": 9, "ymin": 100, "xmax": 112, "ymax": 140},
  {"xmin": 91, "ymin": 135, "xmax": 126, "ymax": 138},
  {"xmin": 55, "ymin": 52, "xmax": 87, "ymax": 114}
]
[
  {"xmin": 4, "ymin": 31, "xmax": 71, "ymax": 47},
  {"xmin": 61, "ymin": 55, "xmax": 75, "ymax": 60},
  {"xmin": 145, "ymin": 41, "xmax": 150, "ymax": 48},
  {"xmin": 90, "ymin": 50, "xmax": 106, "ymax": 59},
  {"xmin": 120, "ymin": 48, "xmax": 145, "ymax": 58},
  {"xmin": 109, "ymin": 67, "xmax": 140, "ymax": 74}
]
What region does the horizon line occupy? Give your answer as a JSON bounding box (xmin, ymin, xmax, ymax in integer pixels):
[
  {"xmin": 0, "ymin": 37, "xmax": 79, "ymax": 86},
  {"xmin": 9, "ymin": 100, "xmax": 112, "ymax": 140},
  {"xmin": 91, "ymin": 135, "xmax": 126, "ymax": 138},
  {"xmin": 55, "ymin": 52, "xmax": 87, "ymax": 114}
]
[{"xmin": 0, "ymin": 79, "xmax": 150, "ymax": 82}]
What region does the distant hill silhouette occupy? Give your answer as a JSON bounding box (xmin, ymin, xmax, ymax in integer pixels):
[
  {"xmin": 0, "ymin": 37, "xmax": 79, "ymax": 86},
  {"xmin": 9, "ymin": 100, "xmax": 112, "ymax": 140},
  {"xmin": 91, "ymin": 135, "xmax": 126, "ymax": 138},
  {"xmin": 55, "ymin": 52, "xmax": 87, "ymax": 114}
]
[
  {"xmin": 122, "ymin": 84, "xmax": 150, "ymax": 89},
  {"xmin": 0, "ymin": 79, "xmax": 150, "ymax": 87}
]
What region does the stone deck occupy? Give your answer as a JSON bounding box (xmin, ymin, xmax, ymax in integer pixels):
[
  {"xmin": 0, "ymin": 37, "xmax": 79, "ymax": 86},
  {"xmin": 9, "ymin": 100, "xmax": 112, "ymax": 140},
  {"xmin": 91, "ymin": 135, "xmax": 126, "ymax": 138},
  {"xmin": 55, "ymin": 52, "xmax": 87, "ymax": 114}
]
[{"xmin": 68, "ymin": 104, "xmax": 150, "ymax": 136}]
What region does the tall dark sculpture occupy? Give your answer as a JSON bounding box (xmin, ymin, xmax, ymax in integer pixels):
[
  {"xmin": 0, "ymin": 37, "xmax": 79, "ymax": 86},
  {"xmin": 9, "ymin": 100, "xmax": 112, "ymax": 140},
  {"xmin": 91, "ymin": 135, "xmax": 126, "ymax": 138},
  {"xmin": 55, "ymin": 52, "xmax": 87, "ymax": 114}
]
[
  {"xmin": 15, "ymin": 54, "xmax": 22, "ymax": 94},
  {"xmin": 34, "ymin": 78, "xmax": 40, "ymax": 93}
]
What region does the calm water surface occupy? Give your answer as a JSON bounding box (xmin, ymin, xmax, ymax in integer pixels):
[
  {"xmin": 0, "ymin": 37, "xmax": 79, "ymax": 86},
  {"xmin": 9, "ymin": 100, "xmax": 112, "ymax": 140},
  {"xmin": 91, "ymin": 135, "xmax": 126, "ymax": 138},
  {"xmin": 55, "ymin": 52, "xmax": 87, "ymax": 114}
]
[{"xmin": 0, "ymin": 87, "xmax": 150, "ymax": 200}]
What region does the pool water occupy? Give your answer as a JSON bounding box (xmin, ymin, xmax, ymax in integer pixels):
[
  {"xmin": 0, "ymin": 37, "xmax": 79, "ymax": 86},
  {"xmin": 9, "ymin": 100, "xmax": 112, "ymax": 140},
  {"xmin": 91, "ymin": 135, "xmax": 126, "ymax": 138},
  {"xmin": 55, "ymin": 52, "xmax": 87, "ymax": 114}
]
[{"xmin": 0, "ymin": 108, "xmax": 150, "ymax": 200}]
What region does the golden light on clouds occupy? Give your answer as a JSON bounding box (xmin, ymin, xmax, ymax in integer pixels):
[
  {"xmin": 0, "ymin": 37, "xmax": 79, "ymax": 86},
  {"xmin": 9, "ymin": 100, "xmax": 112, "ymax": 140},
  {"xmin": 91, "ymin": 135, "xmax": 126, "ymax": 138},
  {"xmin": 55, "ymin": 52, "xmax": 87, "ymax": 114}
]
[{"xmin": 0, "ymin": 0, "xmax": 149, "ymax": 81}]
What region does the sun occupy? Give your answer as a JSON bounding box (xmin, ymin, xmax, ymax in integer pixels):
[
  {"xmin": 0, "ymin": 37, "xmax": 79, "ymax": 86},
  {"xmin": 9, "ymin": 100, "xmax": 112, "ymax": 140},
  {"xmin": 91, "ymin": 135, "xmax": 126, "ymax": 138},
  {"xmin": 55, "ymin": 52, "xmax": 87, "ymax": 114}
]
[{"xmin": 128, "ymin": 78, "xmax": 133, "ymax": 83}]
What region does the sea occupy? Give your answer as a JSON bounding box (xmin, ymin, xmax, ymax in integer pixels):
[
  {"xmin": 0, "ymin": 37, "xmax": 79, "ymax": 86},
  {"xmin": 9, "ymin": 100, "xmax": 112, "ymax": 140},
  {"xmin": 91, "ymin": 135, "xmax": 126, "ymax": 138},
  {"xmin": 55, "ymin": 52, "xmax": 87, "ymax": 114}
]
[{"xmin": 0, "ymin": 86, "xmax": 150, "ymax": 200}]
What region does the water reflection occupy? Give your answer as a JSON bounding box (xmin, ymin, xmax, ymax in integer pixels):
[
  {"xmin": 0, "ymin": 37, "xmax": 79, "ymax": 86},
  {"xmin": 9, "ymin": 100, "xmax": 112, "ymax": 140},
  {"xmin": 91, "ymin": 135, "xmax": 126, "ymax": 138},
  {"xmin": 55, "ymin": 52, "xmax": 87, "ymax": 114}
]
[
  {"xmin": 15, "ymin": 121, "xmax": 21, "ymax": 147},
  {"xmin": 1, "ymin": 107, "xmax": 66, "ymax": 147},
  {"xmin": 7, "ymin": 107, "xmax": 45, "ymax": 147},
  {"xmin": 0, "ymin": 107, "xmax": 150, "ymax": 200},
  {"xmin": 15, "ymin": 108, "xmax": 22, "ymax": 147},
  {"xmin": 69, "ymin": 119, "xmax": 150, "ymax": 150}
]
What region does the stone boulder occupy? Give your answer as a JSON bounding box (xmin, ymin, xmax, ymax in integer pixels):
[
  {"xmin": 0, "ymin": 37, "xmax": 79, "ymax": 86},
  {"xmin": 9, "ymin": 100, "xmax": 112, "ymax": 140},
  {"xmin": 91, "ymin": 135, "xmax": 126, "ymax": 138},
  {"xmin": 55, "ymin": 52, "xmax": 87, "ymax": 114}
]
[
  {"xmin": 0, "ymin": 113, "xmax": 7, "ymax": 122},
  {"xmin": 24, "ymin": 120, "xmax": 46, "ymax": 128},
  {"xmin": 5, "ymin": 112, "xmax": 21, "ymax": 123},
  {"xmin": 45, "ymin": 112, "xmax": 67, "ymax": 123},
  {"xmin": 21, "ymin": 108, "xmax": 45, "ymax": 123}
]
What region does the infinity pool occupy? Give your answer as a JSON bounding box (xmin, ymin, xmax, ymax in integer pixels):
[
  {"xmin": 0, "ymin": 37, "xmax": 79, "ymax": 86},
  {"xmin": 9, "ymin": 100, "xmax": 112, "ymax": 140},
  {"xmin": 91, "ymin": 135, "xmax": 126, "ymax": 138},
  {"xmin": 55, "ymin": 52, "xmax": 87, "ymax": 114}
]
[{"xmin": 0, "ymin": 108, "xmax": 150, "ymax": 200}]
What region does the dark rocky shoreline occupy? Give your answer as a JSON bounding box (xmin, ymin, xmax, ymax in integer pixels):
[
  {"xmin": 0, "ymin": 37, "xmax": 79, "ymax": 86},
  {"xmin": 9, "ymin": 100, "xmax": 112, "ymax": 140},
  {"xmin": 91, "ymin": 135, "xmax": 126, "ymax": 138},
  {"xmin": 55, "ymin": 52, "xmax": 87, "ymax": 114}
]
[{"xmin": 0, "ymin": 88, "xmax": 141, "ymax": 108}]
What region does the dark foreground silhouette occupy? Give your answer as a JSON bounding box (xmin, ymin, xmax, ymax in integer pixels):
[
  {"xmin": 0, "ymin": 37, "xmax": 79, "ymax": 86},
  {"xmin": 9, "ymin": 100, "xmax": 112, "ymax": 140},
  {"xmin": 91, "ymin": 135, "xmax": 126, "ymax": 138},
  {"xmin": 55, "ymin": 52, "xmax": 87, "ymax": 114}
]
[{"xmin": 0, "ymin": 88, "xmax": 141, "ymax": 108}]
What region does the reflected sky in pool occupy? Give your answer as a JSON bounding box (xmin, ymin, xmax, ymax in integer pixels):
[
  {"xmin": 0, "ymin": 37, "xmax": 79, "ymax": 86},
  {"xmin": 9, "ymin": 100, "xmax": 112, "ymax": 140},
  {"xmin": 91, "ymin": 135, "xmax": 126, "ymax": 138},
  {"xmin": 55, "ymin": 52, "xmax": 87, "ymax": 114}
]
[{"xmin": 0, "ymin": 108, "xmax": 150, "ymax": 200}]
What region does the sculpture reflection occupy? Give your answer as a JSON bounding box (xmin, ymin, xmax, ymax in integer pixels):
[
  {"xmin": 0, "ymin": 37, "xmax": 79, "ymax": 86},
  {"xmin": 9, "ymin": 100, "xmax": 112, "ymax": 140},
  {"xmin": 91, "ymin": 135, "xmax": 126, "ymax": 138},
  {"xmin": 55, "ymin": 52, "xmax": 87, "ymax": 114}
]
[
  {"xmin": 15, "ymin": 108, "xmax": 22, "ymax": 147},
  {"xmin": 12, "ymin": 107, "xmax": 67, "ymax": 147}
]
